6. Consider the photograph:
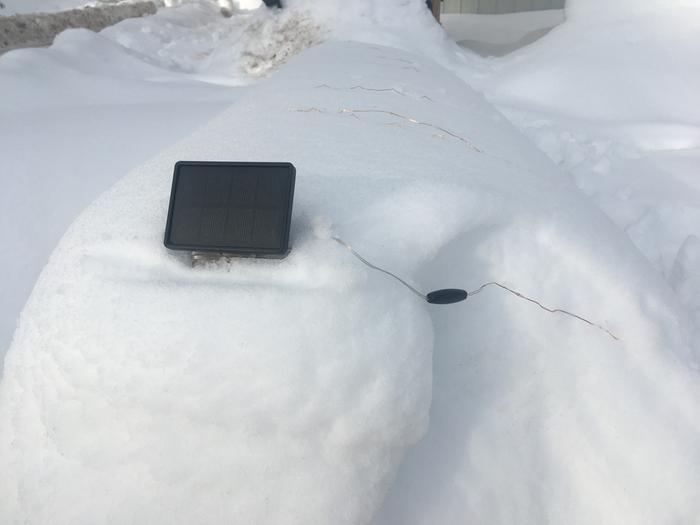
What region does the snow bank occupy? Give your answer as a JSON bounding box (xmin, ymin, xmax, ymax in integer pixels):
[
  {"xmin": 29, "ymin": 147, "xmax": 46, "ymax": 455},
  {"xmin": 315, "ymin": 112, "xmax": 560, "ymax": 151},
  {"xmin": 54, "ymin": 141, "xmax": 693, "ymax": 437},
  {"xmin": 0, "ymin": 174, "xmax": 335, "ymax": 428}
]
[
  {"xmin": 97, "ymin": 0, "xmax": 474, "ymax": 84},
  {"xmin": 3, "ymin": 1, "xmax": 700, "ymax": 523},
  {"xmin": 0, "ymin": 41, "xmax": 447, "ymax": 525},
  {"xmin": 478, "ymin": 1, "xmax": 700, "ymax": 343},
  {"xmin": 186, "ymin": 0, "xmax": 474, "ymax": 82},
  {"xmin": 484, "ymin": 5, "xmax": 700, "ymax": 123},
  {"xmin": 447, "ymin": 5, "xmax": 700, "ymax": 520},
  {"xmin": 0, "ymin": 13, "xmax": 243, "ymax": 359},
  {"xmin": 2, "ymin": 34, "xmax": 700, "ymax": 525}
]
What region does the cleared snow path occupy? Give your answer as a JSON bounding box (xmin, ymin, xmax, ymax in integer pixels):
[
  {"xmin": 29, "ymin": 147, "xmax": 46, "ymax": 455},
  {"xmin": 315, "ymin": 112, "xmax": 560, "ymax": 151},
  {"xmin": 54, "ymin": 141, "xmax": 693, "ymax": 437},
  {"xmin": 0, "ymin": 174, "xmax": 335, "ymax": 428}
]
[{"xmin": 2, "ymin": 36, "xmax": 699, "ymax": 524}]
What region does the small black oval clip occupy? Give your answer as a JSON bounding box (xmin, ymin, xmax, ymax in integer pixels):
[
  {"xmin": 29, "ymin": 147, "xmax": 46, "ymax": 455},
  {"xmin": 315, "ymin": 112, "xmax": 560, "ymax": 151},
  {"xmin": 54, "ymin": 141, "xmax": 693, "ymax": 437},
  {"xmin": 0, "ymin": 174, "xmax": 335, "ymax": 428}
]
[{"xmin": 426, "ymin": 289, "xmax": 468, "ymax": 305}]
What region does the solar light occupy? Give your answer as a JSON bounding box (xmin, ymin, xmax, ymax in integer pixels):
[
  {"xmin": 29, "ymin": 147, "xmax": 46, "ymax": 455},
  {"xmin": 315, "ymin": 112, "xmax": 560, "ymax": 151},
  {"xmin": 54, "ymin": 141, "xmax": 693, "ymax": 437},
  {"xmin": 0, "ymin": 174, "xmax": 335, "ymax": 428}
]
[
  {"xmin": 161, "ymin": 162, "xmax": 618, "ymax": 337},
  {"xmin": 164, "ymin": 161, "xmax": 296, "ymax": 259}
]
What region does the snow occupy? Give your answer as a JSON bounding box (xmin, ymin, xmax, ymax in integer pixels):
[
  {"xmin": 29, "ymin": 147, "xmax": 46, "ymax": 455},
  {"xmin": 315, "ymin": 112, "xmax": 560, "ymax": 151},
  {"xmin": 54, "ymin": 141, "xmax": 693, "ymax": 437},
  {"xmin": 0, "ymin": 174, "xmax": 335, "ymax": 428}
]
[
  {"xmin": 478, "ymin": 0, "xmax": 700, "ymax": 335},
  {"xmin": 0, "ymin": 2, "xmax": 245, "ymax": 359},
  {"xmin": 1, "ymin": 0, "xmax": 700, "ymax": 523}
]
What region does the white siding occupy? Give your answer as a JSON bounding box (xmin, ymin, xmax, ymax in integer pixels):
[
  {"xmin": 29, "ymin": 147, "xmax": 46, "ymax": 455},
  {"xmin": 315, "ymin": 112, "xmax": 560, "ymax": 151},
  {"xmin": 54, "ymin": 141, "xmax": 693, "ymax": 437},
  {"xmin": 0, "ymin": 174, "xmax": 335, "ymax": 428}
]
[{"xmin": 442, "ymin": 0, "xmax": 565, "ymax": 14}]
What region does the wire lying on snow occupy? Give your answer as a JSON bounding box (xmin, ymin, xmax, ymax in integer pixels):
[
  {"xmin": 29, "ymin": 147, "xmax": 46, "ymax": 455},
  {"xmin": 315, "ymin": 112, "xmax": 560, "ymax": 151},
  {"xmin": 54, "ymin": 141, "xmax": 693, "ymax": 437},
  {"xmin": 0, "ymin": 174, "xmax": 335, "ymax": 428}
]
[
  {"xmin": 467, "ymin": 282, "xmax": 619, "ymax": 341},
  {"xmin": 332, "ymin": 236, "xmax": 619, "ymax": 341},
  {"xmin": 341, "ymin": 108, "xmax": 483, "ymax": 151},
  {"xmin": 332, "ymin": 236, "xmax": 426, "ymax": 301},
  {"xmin": 292, "ymin": 106, "xmax": 482, "ymax": 152},
  {"xmin": 315, "ymin": 84, "xmax": 435, "ymax": 102}
]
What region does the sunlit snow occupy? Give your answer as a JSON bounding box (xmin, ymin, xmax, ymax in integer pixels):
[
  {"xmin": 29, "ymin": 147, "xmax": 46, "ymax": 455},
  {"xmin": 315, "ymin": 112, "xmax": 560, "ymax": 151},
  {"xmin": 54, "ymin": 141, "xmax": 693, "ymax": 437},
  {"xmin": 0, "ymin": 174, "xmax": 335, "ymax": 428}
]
[{"xmin": 1, "ymin": 1, "xmax": 699, "ymax": 524}]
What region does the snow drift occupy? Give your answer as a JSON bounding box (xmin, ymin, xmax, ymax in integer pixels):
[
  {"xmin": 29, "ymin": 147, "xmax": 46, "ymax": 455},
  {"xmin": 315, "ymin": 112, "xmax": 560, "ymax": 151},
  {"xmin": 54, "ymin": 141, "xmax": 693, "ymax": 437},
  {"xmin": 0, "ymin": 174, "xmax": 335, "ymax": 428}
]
[
  {"xmin": 1, "ymin": 1, "xmax": 700, "ymax": 524},
  {"xmin": 478, "ymin": 0, "xmax": 700, "ymax": 349},
  {"xmin": 484, "ymin": 2, "xmax": 700, "ymax": 123},
  {"xmin": 0, "ymin": 9, "xmax": 244, "ymax": 361}
]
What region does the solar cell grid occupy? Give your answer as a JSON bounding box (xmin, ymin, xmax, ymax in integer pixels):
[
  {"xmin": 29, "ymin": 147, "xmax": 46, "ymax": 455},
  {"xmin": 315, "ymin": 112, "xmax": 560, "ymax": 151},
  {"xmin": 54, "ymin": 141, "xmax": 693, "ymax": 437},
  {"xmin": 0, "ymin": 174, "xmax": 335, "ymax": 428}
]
[{"xmin": 164, "ymin": 162, "xmax": 295, "ymax": 257}]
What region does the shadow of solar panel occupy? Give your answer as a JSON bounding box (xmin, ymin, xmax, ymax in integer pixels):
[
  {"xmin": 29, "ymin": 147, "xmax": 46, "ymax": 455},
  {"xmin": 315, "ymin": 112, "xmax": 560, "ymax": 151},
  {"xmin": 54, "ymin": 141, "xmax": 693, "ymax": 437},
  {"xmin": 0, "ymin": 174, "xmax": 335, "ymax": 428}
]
[{"xmin": 164, "ymin": 161, "xmax": 296, "ymax": 258}]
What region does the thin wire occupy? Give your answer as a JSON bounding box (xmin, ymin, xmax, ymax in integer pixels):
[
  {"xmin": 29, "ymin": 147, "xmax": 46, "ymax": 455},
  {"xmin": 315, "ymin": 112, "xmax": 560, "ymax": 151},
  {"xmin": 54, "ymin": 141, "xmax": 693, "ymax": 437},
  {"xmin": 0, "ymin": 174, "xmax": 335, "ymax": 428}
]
[
  {"xmin": 331, "ymin": 236, "xmax": 426, "ymax": 300},
  {"xmin": 340, "ymin": 108, "xmax": 483, "ymax": 152},
  {"xmin": 468, "ymin": 282, "xmax": 619, "ymax": 341},
  {"xmin": 331, "ymin": 236, "xmax": 618, "ymax": 341}
]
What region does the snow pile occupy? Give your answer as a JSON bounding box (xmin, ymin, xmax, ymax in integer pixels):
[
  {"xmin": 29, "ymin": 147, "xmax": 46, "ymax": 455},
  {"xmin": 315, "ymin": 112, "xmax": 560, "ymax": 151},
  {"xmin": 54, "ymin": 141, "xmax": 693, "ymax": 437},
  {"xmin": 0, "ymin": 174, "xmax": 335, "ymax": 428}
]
[
  {"xmin": 0, "ymin": 41, "xmax": 451, "ymax": 524},
  {"xmin": 479, "ymin": 0, "xmax": 700, "ymax": 334},
  {"xmin": 97, "ymin": 0, "xmax": 255, "ymax": 78},
  {"xmin": 1, "ymin": 1, "xmax": 700, "ymax": 523},
  {"xmin": 101, "ymin": 0, "xmax": 471, "ymax": 83},
  {"xmin": 2, "ymin": 30, "xmax": 700, "ymax": 525},
  {"xmin": 210, "ymin": 0, "xmax": 471, "ymax": 81},
  {"xmin": 235, "ymin": 0, "xmax": 470, "ymax": 80},
  {"xmin": 0, "ymin": 11, "xmax": 243, "ymax": 357},
  {"xmin": 239, "ymin": 5, "xmax": 327, "ymax": 75}
]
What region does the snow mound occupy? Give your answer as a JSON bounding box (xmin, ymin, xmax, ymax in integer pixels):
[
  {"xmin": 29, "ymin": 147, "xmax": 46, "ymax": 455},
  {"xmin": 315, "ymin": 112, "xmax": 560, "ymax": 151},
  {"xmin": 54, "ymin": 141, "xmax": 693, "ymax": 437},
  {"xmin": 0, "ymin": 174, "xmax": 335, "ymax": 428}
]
[
  {"xmin": 478, "ymin": 1, "xmax": 700, "ymax": 351},
  {"xmin": 2, "ymin": 38, "xmax": 700, "ymax": 524},
  {"xmin": 93, "ymin": 0, "xmax": 474, "ymax": 85},
  {"xmin": 240, "ymin": 6, "xmax": 327, "ymax": 76},
  {"xmin": 484, "ymin": 3, "xmax": 700, "ymax": 123},
  {"xmin": 230, "ymin": 0, "xmax": 472, "ymax": 80},
  {"xmin": 0, "ymin": 19, "xmax": 243, "ymax": 361},
  {"xmin": 0, "ymin": 27, "xmax": 235, "ymax": 112}
]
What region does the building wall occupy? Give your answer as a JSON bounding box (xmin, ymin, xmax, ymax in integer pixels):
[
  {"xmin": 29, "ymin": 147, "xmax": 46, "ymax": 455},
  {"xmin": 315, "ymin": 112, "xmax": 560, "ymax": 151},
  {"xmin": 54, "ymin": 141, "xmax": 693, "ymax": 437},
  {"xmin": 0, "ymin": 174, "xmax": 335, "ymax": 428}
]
[{"xmin": 442, "ymin": 0, "xmax": 565, "ymax": 14}]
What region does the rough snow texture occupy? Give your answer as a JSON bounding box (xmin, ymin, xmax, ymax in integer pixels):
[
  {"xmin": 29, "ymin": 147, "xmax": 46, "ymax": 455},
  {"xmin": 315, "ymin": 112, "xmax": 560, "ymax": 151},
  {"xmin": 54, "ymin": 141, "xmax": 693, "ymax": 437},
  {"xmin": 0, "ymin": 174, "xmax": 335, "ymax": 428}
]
[
  {"xmin": 0, "ymin": 42, "xmax": 444, "ymax": 525},
  {"xmin": 1, "ymin": 1, "xmax": 700, "ymax": 524},
  {"xmin": 0, "ymin": 0, "xmax": 468, "ymax": 358},
  {"xmin": 3, "ymin": 34, "xmax": 700, "ymax": 524},
  {"xmin": 479, "ymin": 1, "xmax": 700, "ymax": 343},
  {"xmin": 240, "ymin": 6, "xmax": 327, "ymax": 76},
  {"xmin": 0, "ymin": 5, "xmax": 244, "ymax": 360}
]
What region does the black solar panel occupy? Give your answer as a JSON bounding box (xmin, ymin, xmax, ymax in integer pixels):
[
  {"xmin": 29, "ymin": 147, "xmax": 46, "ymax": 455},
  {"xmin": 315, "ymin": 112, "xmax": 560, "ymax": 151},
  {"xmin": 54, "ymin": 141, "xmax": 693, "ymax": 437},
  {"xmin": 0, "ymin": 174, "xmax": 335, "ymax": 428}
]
[{"xmin": 164, "ymin": 161, "xmax": 296, "ymax": 257}]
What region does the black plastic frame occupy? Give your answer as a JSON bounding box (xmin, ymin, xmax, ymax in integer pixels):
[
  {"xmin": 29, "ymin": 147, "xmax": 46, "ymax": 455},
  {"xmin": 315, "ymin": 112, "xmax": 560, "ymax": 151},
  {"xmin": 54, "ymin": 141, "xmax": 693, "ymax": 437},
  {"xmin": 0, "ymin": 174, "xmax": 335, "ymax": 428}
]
[{"xmin": 164, "ymin": 161, "xmax": 296, "ymax": 258}]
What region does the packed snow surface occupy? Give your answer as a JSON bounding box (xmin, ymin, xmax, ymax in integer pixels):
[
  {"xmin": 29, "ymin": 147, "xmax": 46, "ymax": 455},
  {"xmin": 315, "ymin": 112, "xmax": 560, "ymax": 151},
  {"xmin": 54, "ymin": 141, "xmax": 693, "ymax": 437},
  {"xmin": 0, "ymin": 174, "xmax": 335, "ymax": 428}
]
[{"xmin": 1, "ymin": 0, "xmax": 700, "ymax": 524}]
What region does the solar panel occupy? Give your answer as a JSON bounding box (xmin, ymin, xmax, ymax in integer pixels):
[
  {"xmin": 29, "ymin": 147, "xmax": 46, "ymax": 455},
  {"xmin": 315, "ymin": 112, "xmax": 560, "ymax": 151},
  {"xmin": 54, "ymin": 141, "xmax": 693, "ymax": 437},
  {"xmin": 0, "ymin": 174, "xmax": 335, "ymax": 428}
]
[{"xmin": 164, "ymin": 161, "xmax": 296, "ymax": 258}]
